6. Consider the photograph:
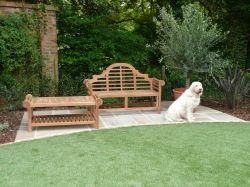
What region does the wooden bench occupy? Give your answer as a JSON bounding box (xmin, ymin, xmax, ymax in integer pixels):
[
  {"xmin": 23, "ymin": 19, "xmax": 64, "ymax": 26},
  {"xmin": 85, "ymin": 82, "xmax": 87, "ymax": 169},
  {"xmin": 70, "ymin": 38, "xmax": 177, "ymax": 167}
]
[
  {"xmin": 23, "ymin": 94, "xmax": 102, "ymax": 132},
  {"xmin": 84, "ymin": 63, "xmax": 165, "ymax": 112}
]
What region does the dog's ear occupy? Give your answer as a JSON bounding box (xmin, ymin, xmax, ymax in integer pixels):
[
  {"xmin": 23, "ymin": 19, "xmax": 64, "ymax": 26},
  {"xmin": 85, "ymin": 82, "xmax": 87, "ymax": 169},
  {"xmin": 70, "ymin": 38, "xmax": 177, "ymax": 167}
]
[{"xmin": 185, "ymin": 89, "xmax": 194, "ymax": 97}]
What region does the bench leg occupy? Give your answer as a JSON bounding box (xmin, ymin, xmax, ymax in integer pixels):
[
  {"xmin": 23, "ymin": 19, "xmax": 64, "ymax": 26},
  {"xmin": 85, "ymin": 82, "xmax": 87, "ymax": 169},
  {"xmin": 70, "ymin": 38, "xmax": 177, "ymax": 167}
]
[
  {"xmin": 27, "ymin": 108, "xmax": 33, "ymax": 132},
  {"xmin": 124, "ymin": 96, "xmax": 128, "ymax": 108},
  {"xmin": 156, "ymin": 96, "xmax": 161, "ymax": 113}
]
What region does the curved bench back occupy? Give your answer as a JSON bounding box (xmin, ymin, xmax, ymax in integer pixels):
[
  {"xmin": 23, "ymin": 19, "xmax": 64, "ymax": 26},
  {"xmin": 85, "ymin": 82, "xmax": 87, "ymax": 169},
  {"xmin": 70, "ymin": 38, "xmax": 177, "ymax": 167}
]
[{"xmin": 89, "ymin": 63, "xmax": 152, "ymax": 92}]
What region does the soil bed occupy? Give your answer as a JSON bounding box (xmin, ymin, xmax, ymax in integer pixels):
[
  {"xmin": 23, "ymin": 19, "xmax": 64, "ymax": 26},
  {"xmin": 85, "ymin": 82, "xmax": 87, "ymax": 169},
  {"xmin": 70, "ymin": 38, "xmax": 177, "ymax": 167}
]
[
  {"xmin": 0, "ymin": 110, "xmax": 23, "ymax": 144},
  {"xmin": 202, "ymin": 98, "xmax": 250, "ymax": 121}
]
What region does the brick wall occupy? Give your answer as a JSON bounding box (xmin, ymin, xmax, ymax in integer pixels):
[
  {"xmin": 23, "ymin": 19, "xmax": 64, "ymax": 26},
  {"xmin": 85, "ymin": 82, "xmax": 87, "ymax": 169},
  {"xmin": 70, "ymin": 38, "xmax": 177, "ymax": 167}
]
[{"xmin": 0, "ymin": 1, "xmax": 58, "ymax": 82}]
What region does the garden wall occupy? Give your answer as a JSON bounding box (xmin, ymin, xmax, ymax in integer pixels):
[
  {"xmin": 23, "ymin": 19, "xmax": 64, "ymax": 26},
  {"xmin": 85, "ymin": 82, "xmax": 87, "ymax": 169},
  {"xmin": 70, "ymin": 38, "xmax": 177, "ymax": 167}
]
[{"xmin": 0, "ymin": 1, "xmax": 58, "ymax": 81}]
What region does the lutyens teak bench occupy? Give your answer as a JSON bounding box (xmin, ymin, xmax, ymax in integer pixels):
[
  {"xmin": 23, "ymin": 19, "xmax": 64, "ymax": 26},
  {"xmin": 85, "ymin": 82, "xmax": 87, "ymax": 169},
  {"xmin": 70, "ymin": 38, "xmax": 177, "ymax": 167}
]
[{"xmin": 84, "ymin": 63, "xmax": 165, "ymax": 112}]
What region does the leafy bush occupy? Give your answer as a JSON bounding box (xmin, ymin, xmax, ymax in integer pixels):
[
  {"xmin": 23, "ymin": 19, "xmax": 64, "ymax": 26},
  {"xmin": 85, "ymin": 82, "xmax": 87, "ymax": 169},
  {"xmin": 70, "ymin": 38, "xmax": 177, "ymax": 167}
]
[
  {"xmin": 155, "ymin": 3, "xmax": 228, "ymax": 87},
  {"xmin": 57, "ymin": 1, "xmax": 154, "ymax": 95},
  {"xmin": 58, "ymin": 11, "xmax": 150, "ymax": 71},
  {"xmin": 213, "ymin": 66, "xmax": 250, "ymax": 109},
  {"xmin": 0, "ymin": 12, "xmax": 53, "ymax": 110},
  {"xmin": 58, "ymin": 70, "xmax": 91, "ymax": 96}
]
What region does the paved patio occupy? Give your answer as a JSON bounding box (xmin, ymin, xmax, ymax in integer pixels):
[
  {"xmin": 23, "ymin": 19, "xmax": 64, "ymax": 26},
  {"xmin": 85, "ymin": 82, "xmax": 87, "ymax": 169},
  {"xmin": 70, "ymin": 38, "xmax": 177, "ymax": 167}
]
[{"xmin": 15, "ymin": 101, "xmax": 245, "ymax": 142}]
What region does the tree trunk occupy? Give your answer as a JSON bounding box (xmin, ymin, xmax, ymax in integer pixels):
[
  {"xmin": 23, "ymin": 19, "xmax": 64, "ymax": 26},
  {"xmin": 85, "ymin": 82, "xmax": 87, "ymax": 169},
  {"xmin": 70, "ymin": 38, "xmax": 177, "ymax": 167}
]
[
  {"xmin": 161, "ymin": 65, "xmax": 166, "ymax": 81},
  {"xmin": 185, "ymin": 77, "xmax": 190, "ymax": 88},
  {"xmin": 186, "ymin": 72, "xmax": 190, "ymax": 89},
  {"xmin": 245, "ymin": 36, "xmax": 250, "ymax": 70}
]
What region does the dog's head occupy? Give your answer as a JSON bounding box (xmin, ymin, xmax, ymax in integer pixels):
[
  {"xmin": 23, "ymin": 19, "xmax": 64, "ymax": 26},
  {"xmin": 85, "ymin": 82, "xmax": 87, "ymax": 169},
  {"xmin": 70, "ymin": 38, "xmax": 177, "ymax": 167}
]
[{"xmin": 189, "ymin": 81, "xmax": 203, "ymax": 96}]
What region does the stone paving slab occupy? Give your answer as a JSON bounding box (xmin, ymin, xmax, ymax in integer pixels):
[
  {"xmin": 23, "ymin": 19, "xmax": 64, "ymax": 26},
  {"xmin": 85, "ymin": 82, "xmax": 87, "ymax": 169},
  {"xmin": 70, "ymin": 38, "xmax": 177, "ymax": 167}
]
[{"xmin": 15, "ymin": 101, "xmax": 245, "ymax": 142}]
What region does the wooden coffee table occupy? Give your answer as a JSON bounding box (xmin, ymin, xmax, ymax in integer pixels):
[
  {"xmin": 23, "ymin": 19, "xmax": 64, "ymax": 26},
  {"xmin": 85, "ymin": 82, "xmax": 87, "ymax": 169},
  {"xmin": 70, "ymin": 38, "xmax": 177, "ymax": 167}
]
[{"xmin": 23, "ymin": 94, "xmax": 102, "ymax": 132}]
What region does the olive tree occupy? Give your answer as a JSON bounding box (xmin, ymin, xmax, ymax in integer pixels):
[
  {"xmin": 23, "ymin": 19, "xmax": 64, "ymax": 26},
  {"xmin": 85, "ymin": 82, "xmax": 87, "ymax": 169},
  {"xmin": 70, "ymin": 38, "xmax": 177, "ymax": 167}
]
[{"xmin": 155, "ymin": 3, "xmax": 227, "ymax": 87}]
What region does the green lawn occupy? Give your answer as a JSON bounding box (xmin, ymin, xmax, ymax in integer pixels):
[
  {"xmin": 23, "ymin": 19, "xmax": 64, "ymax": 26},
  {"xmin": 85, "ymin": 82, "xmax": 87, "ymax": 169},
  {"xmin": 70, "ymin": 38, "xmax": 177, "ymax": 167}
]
[{"xmin": 1, "ymin": 123, "xmax": 250, "ymax": 187}]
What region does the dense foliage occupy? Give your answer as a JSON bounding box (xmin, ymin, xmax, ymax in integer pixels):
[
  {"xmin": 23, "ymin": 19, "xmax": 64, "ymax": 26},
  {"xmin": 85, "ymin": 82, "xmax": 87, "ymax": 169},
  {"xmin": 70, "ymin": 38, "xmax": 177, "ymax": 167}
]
[
  {"xmin": 1, "ymin": 0, "xmax": 250, "ymax": 109},
  {"xmin": 6, "ymin": 0, "xmax": 250, "ymax": 71},
  {"xmin": 57, "ymin": 2, "xmax": 152, "ymax": 95},
  {"xmin": 58, "ymin": 1, "xmax": 159, "ymax": 95},
  {"xmin": 0, "ymin": 12, "xmax": 52, "ymax": 110}
]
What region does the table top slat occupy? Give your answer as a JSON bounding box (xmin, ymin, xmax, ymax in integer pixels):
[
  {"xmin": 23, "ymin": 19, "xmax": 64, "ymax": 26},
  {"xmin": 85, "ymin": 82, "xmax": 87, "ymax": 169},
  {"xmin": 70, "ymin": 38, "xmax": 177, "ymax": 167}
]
[{"xmin": 30, "ymin": 96, "xmax": 96, "ymax": 107}]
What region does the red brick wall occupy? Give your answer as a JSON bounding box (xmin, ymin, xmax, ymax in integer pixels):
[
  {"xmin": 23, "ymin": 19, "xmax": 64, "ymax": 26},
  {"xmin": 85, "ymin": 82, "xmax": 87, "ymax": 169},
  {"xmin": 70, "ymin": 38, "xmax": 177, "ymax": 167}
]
[{"xmin": 0, "ymin": 1, "xmax": 58, "ymax": 82}]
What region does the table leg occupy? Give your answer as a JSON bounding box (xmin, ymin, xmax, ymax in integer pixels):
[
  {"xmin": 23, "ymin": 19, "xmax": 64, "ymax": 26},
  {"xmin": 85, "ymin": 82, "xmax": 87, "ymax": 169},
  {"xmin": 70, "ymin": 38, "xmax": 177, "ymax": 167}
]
[
  {"xmin": 27, "ymin": 107, "xmax": 33, "ymax": 132},
  {"xmin": 95, "ymin": 105, "xmax": 99, "ymax": 129}
]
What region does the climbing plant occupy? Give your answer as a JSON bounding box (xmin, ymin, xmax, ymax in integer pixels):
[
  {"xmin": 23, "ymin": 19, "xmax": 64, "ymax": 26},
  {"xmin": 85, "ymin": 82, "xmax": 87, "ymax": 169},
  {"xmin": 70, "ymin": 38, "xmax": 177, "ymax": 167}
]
[{"xmin": 0, "ymin": 11, "xmax": 53, "ymax": 110}]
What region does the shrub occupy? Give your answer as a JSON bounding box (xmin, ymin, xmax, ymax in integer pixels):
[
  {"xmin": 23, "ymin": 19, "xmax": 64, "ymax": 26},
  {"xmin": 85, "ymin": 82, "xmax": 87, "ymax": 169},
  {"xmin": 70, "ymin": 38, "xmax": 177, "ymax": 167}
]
[{"xmin": 213, "ymin": 66, "xmax": 250, "ymax": 109}]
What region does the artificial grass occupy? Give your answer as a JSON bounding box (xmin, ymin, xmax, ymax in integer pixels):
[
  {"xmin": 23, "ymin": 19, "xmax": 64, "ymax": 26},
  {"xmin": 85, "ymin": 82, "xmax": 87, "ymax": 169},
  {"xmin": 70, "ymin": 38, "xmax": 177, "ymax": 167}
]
[{"xmin": 0, "ymin": 123, "xmax": 250, "ymax": 187}]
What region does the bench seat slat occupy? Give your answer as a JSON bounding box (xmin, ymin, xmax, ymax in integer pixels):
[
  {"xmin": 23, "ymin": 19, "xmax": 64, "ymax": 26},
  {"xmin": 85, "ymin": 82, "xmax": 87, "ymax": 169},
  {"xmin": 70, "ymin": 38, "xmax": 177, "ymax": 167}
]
[{"xmin": 95, "ymin": 90, "xmax": 158, "ymax": 98}]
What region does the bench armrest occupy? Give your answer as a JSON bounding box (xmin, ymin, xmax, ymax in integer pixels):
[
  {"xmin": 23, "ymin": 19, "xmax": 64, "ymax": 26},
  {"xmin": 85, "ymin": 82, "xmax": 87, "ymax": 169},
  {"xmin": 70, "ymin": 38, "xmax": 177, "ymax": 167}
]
[
  {"xmin": 84, "ymin": 79, "xmax": 93, "ymax": 95},
  {"xmin": 152, "ymin": 78, "xmax": 165, "ymax": 92},
  {"xmin": 93, "ymin": 94, "xmax": 103, "ymax": 106},
  {"xmin": 23, "ymin": 94, "xmax": 33, "ymax": 108},
  {"xmin": 84, "ymin": 79, "xmax": 90, "ymax": 88}
]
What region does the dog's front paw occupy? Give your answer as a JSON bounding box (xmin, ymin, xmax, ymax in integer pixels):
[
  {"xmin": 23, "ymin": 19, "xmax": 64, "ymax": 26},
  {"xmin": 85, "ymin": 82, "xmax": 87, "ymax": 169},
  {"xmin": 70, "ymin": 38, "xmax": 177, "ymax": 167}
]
[{"xmin": 187, "ymin": 118, "xmax": 194, "ymax": 122}]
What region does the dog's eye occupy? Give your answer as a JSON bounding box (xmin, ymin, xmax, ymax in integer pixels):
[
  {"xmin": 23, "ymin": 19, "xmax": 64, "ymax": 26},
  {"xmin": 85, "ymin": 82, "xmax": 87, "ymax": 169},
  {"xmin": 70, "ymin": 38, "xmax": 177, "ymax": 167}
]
[{"xmin": 196, "ymin": 85, "xmax": 198, "ymax": 87}]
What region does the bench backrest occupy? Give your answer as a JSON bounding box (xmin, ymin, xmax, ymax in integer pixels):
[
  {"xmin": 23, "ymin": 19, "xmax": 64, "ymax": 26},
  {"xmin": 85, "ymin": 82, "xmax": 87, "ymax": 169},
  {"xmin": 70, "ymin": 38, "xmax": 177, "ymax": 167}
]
[{"xmin": 87, "ymin": 63, "xmax": 153, "ymax": 92}]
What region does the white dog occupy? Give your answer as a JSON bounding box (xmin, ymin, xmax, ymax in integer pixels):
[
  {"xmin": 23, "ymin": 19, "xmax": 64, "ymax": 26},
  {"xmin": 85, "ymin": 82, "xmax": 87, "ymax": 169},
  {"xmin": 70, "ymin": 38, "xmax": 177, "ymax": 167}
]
[{"xmin": 165, "ymin": 81, "xmax": 203, "ymax": 122}]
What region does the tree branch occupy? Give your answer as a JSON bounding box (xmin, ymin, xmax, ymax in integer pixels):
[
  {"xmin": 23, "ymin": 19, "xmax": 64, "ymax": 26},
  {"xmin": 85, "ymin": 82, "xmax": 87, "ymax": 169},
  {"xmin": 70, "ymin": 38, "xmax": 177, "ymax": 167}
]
[
  {"xmin": 197, "ymin": 0, "xmax": 212, "ymax": 15},
  {"xmin": 108, "ymin": 18, "xmax": 135, "ymax": 24}
]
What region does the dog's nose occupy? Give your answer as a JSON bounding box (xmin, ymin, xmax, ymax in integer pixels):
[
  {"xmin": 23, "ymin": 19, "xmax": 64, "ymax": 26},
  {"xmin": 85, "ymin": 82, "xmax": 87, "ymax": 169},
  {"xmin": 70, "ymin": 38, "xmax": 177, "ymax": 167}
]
[{"xmin": 199, "ymin": 88, "xmax": 203, "ymax": 91}]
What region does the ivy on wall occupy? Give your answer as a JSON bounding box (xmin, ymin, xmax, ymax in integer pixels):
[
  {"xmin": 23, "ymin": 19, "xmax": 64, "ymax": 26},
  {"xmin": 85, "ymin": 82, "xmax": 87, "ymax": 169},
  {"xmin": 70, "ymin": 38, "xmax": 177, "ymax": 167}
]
[{"xmin": 0, "ymin": 11, "xmax": 53, "ymax": 110}]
